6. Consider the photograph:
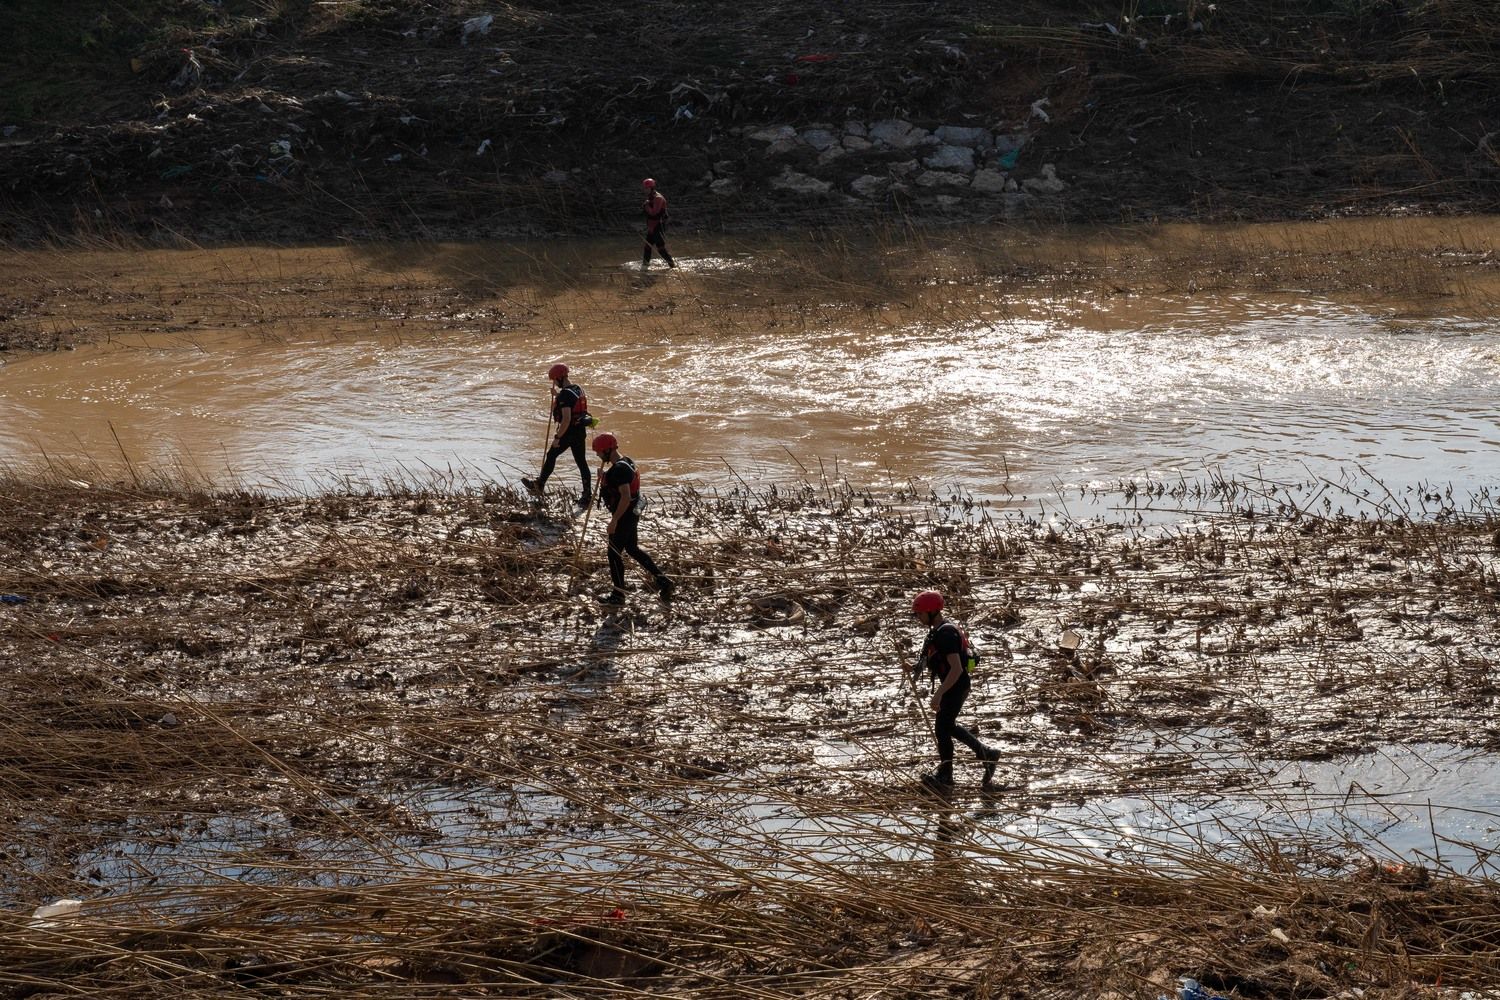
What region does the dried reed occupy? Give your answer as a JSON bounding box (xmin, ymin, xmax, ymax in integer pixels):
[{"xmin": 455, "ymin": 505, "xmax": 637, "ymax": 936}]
[{"xmin": 3, "ymin": 467, "xmax": 1500, "ymax": 996}]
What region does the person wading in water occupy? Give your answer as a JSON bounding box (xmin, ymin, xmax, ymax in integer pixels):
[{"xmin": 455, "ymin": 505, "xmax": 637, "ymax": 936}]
[
  {"xmin": 910, "ymin": 590, "xmax": 1001, "ymax": 791},
  {"xmin": 640, "ymin": 178, "xmax": 675, "ymax": 269},
  {"xmin": 521, "ymin": 363, "xmax": 593, "ymax": 507},
  {"xmin": 592, "ymin": 432, "xmax": 675, "ymax": 605}
]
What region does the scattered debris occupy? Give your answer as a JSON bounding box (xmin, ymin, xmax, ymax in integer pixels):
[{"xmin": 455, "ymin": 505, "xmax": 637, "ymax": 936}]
[
  {"xmin": 1022, "ymin": 162, "xmax": 1066, "ymax": 194},
  {"xmin": 461, "ymin": 14, "xmax": 494, "ymax": 45},
  {"xmin": 29, "ymin": 899, "xmax": 82, "ymax": 929}
]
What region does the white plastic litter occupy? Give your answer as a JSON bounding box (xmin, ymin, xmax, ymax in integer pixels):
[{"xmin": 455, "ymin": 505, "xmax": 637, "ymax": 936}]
[
  {"xmin": 462, "ymin": 14, "xmax": 494, "ymax": 44},
  {"xmin": 1060, "ymin": 629, "xmax": 1082, "ymax": 650},
  {"xmin": 30, "ymin": 899, "xmax": 82, "ymax": 928}
]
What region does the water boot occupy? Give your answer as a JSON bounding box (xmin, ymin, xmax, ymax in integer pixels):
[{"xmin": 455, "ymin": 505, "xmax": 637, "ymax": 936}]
[
  {"xmin": 654, "ymin": 574, "xmax": 676, "ymax": 601},
  {"xmin": 980, "ymin": 747, "xmax": 1001, "ymax": 787},
  {"xmin": 598, "ymin": 588, "xmax": 626, "ymax": 606},
  {"xmin": 520, "ymin": 477, "xmax": 542, "ymax": 497},
  {"xmin": 920, "ymin": 762, "xmax": 955, "ymax": 792},
  {"xmin": 577, "ymin": 493, "xmax": 592, "ymax": 509},
  {"xmin": 664, "ymin": 252, "xmax": 677, "ymax": 269}
]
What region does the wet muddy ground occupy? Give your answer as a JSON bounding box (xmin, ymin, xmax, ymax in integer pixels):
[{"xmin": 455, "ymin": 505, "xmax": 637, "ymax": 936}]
[
  {"xmin": 8, "ymin": 217, "xmax": 1500, "ymax": 356},
  {"xmin": 5, "ymin": 472, "xmax": 1500, "ymax": 996}
]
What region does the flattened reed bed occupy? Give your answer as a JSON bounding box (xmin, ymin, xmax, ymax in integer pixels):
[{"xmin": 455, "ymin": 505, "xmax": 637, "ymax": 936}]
[{"xmin": 5, "ymin": 470, "xmax": 1500, "ymax": 996}]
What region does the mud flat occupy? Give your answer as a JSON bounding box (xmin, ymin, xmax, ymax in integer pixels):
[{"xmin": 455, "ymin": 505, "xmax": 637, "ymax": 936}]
[
  {"xmin": 5, "ymin": 217, "xmax": 1500, "ymax": 503},
  {"xmin": 4, "ymin": 469, "xmax": 1500, "ymax": 997}
]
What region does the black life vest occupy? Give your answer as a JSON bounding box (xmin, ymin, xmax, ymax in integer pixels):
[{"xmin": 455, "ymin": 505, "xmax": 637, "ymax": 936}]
[
  {"xmin": 556, "ymin": 384, "xmax": 589, "ymax": 427},
  {"xmin": 604, "ymin": 456, "xmax": 642, "ymax": 511},
  {"xmin": 924, "ymin": 622, "xmax": 980, "ymax": 679}
]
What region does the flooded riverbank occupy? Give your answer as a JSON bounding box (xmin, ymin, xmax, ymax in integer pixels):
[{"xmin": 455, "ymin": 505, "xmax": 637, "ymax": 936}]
[
  {"xmin": 6, "ymin": 217, "xmax": 1500, "ymax": 995},
  {"xmin": 3, "ymin": 217, "xmax": 1500, "ymax": 507},
  {"xmin": 5, "ymin": 471, "xmax": 1500, "ymax": 995}
]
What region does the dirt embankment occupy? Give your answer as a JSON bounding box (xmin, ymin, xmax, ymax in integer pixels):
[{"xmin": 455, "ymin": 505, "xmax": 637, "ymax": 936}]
[{"xmin": 2, "ymin": 1, "xmax": 1498, "ymax": 245}]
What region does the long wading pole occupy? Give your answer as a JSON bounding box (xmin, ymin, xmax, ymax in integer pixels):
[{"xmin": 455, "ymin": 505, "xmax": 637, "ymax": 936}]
[
  {"xmin": 574, "ymin": 460, "xmax": 604, "ymax": 563},
  {"xmin": 893, "ymin": 636, "xmax": 932, "ymax": 730},
  {"xmin": 541, "ymin": 387, "xmax": 556, "ymax": 461}
]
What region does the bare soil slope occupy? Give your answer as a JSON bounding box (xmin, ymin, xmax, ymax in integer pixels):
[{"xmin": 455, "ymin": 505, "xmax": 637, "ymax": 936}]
[{"xmin": 2, "ymin": 1, "xmax": 1498, "ymax": 243}]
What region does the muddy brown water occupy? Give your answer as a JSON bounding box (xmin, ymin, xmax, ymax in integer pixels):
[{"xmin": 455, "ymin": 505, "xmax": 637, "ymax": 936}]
[
  {"xmin": 3, "ymin": 218, "xmax": 1500, "ymax": 508},
  {"xmin": 62, "ymin": 741, "xmax": 1500, "ymax": 896}
]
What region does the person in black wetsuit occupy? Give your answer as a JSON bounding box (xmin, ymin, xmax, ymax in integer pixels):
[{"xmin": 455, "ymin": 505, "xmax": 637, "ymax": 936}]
[
  {"xmin": 521, "ymin": 362, "xmax": 592, "ymax": 507},
  {"xmin": 592, "ymin": 432, "xmax": 675, "ymax": 605},
  {"xmin": 910, "ymin": 589, "xmax": 1000, "ymax": 790},
  {"xmin": 640, "ymin": 178, "xmax": 676, "ymax": 269}
]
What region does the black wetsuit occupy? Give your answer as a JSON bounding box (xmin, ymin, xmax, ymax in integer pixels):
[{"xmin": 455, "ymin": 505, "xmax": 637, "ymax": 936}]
[
  {"xmin": 922, "ymin": 622, "xmax": 987, "ymax": 764},
  {"xmin": 535, "ymin": 384, "xmax": 590, "ymax": 497},
  {"xmin": 603, "ymin": 456, "xmax": 665, "ymax": 591},
  {"xmin": 642, "ymin": 192, "xmax": 675, "ymax": 268}
]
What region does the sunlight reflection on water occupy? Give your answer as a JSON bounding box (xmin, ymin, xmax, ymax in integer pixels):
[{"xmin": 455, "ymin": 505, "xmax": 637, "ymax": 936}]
[
  {"xmin": 50, "ymin": 742, "xmax": 1500, "ymax": 900},
  {"xmin": 2, "ymin": 274, "xmax": 1498, "ymax": 505}
]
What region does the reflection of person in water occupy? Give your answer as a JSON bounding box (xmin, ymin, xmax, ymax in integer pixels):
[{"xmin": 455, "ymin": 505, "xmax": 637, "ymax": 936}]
[{"xmin": 931, "ymin": 811, "xmax": 965, "ymax": 866}]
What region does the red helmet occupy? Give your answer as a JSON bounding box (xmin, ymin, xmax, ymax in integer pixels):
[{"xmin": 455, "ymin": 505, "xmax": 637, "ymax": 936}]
[
  {"xmin": 642, "ymin": 177, "xmax": 656, "ymax": 191},
  {"xmin": 592, "ymin": 432, "xmax": 618, "ymax": 455},
  {"xmin": 547, "ymin": 362, "xmax": 569, "ymax": 381},
  {"xmin": 912, "ymin": 590, "xmax": 944, "ymax": 614}
]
